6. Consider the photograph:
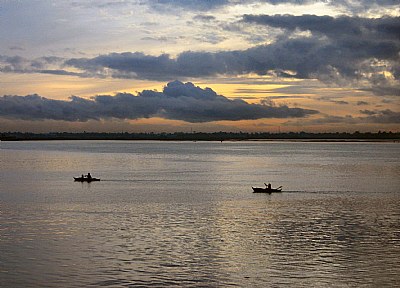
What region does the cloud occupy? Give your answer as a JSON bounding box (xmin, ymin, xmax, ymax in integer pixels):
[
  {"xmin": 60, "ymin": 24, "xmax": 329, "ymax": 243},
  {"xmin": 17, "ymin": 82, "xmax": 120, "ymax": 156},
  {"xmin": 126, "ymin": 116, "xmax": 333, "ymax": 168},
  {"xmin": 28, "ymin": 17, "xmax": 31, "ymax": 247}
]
[
  {"xmin": 297, "ymin": 114, "xmax": 358, "ymax": 125},
  {"xmin": 382, "ymin": 98, "xmax": 394, "ymax": 104},
  {"xmin": 0, "ymin": 81, "xmax": 317, "ymax": 123},
  {"xmin": 240, "ymin": 15, "xmax": 400, "ymax": 93},
  {"xmin": 9, "ymin": 46, "xmax": 25, "ymax": 51},
  {"xmin": 359, "ymin": 109, "xmax": 400, "ymax": 123},
  {"xmin": 330, "ymin": 100, "xmax": 349, "ymax": 105},
  {"xmin": 64, "ymin": 52, "xmax": 177, "ymax": 80},
  {"xmin": 146, "ymin": 0, "xmax": 230, "ymax": 12},
  {"xmin": 193, "ymin": 34, "xmax": 227, "ymax": 44},
  {"xmin": 317, "ymin": 96, "xmax": 349, "ymax": 105},
  {"xmin": 242, "ymin": 14, "xmax": 400, "ymax": 40},
  {"xmin": 266, "ymin": 96, "xmax": 309, "ymax": 100},
  {"xmin": 140, "ymin": 36, "xmax": 170, "ymax": 42},
  {"xmin": 193, "ymin": 14, "xmax": 217, "ymax": 22},
  {"xmin": 61, "ymin": 15, "xmax": 399, "ymax": 94},
  {"xmin": 331, "ymin": 0, "xmax": 400, "ymax": 13},
  {"xmin": 364, "ymin": 85, "xmax": 400, "ymax": 96},
  {"xmin": 0, "ymin": 55, "xmax": 64, "ymax": 73},
  {"xmin": 288, "ymin": 108, "xmax": 400, "ymax": 126},
  {"xmin": 2, "ymin": 14, "xmax": 399, "ymax": 95},
  {"xmin": 0, "ymin": 55, "xmax": 91, "ymax": 77},
  {"xmin": 145, "ymin": 0, "xmax": 399, "ymax": 13},
  {"xmin": 65, "ymin": 36, "xmax": 394, "ymax": 79},
  {"xmin": 357, "ymin": 101, "xmax": 369, "ymax": 105},
  {"xmin": 62, "ymin": 28, "xmax": 398, "ymax": 92}
]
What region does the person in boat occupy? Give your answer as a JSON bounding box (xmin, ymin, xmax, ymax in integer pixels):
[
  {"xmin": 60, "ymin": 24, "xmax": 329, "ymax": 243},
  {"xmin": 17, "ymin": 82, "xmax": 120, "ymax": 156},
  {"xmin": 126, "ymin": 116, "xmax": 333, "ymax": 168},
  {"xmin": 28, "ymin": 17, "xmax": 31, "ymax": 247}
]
[
  {"xmin": 264, "ymin": 183, "xmax": 272, "ymax": 190},
  {"xmin": 81, "ymin": 174, "xmax": 84, "ymax": 179},
  {"xmin": 87, "ymin": 173, "xmax": 92, "ymax": 179}
]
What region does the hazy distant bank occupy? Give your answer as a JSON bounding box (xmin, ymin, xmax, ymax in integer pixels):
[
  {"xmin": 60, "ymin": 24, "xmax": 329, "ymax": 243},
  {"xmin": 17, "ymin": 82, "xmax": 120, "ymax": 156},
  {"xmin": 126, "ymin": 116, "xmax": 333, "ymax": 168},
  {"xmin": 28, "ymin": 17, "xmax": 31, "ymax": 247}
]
[{"xmin": 1, "ymin": 131, "xmax": 399, "ymax": 142}]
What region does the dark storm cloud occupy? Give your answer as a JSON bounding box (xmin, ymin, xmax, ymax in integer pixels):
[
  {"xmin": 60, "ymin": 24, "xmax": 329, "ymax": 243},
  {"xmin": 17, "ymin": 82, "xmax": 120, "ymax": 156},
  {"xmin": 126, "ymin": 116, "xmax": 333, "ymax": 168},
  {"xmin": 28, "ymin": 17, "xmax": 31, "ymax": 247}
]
[{"xmin": 0, "ymin": 81, "xmax": 317, "ymax": 123}]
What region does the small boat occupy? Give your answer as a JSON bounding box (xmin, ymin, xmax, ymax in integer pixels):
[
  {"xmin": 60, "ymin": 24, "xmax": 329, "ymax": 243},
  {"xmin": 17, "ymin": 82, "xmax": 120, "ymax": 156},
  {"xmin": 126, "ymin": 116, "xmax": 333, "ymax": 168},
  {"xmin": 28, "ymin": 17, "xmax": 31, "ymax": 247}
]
[
  {"xmin": 74, "ymin": 176, "xmax": 100, "ymax": 182},
  {"xmin": 252, "ymin": 184, "xmax": 282, "ymax": 193}
]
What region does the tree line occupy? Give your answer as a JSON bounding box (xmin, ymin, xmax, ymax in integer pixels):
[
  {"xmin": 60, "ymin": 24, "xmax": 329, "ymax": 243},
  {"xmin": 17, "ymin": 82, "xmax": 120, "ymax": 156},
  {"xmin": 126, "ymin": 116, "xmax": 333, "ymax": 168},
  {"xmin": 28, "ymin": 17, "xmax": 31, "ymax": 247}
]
[{"xmin": 1, "ymin": 131, "xmax": 399, "ymax": 141}]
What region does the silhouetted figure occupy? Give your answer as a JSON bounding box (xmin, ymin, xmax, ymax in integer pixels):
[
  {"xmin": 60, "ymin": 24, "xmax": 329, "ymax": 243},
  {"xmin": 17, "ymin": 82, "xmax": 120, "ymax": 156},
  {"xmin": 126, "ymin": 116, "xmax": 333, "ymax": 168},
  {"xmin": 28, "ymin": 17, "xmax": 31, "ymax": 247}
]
[
  {"xmin": 268, "ymin": 183, "xmax": 271, "ymax": 189},
  {"xmin": 87, "ymin": 173, "xmax": 92, "ymax": 179}
]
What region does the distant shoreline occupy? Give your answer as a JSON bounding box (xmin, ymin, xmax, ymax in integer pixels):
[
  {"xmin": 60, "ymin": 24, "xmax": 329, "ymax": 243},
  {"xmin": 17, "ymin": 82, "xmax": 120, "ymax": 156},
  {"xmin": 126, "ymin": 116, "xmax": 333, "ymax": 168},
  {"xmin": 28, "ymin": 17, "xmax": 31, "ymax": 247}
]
[
  {"xmin": 1, "ymin": 132, "xmax": 399, "ymax": 142},
  {"xmin": 245, "ymin": 139, "xmax": 399, "ymax": 143},
  {"xmin": 1, "ymin": 139, "xmax": 398, "ymax": 143}
]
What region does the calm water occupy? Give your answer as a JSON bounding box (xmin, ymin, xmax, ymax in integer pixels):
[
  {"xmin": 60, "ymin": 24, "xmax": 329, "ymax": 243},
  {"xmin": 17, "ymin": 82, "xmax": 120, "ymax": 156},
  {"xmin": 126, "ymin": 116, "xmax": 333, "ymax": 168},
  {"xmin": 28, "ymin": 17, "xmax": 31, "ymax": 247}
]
[{"xmin": 1, "ymin": 140, "xmax": 399, "ymax": 287}]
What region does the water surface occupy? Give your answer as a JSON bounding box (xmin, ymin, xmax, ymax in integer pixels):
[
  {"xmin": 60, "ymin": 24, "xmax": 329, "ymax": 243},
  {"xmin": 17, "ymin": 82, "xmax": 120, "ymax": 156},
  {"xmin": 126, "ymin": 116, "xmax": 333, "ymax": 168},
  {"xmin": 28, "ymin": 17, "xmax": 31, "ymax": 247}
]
[{"xmin": 1, "ymin": 141, "xmax": 399, "ymax": 287}]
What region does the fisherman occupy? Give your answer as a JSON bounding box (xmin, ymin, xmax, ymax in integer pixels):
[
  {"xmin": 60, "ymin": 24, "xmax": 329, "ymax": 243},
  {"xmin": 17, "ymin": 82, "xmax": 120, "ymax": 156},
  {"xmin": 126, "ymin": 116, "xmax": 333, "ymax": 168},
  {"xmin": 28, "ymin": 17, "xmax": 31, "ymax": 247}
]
[
  {"xmin": 87, "ymin": 173, "xmax": 92, "ymax": 179},
  {"xmin": 268, "ymin": 183, "xmax": 271, "ymax": 189}
]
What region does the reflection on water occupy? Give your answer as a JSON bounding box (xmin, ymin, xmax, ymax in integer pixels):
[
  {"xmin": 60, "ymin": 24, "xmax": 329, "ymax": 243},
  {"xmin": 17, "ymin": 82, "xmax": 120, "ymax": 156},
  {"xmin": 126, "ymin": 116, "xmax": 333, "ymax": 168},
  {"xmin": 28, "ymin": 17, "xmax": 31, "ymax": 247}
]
[{"xmin": 1, "ymin": 141, "xmax": 399, "ymax": 287}]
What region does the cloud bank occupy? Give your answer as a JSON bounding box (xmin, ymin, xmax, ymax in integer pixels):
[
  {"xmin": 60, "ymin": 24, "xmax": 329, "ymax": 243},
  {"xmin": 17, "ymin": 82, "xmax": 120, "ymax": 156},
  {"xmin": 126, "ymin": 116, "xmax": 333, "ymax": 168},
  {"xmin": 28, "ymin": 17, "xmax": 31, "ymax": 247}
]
[
  {"xmin": 1, "ymin": 14, "xmax": 397, "ymax": 96},
  {"xmin": 146, "ymin": 0, "xmax": 399, "ymax": 12},
  {"xmin": 64, "ymin": 13, "xmax": 400, "ymax": 84},
  {"xmin": 359, "ymin": 109, "xmax": 400, "ymax": 123},
  {"xmin": 1, "ymin": 13, "xmax": 399, "ymax": 98},
  {"xmin": 241, "ymin": 14, "xmax": 400, "ymax": 95},
  {"xmin": 286, "ymin": 109, "xmax": 400, "ymax": 126},
  {"xmin": 0, "ymin": 81, "xmax": 317, "ymax": 123}
]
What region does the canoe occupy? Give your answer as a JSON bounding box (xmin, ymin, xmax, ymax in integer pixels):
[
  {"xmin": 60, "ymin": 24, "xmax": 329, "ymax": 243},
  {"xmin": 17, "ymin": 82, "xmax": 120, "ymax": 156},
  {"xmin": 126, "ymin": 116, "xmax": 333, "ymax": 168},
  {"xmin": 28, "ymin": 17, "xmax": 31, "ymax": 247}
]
[
  {"xmin": 74, "ymin": 177, "xmax": 100, "ymax": 182},
  {"xmin": 252, "ymin": 186, "xmax": 282, "ymax": 193}
]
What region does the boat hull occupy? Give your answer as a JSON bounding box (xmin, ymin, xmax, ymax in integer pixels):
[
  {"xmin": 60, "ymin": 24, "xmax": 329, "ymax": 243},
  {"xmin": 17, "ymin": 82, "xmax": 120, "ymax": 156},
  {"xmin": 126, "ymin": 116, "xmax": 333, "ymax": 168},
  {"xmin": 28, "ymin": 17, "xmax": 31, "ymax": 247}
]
[
  {"xmin": 252, "ymin": 187, "xmax": 282, "ymax": 193},
  {"xmin": 74, "ymin": 177, "xmax": 100, "ymax": 182}
]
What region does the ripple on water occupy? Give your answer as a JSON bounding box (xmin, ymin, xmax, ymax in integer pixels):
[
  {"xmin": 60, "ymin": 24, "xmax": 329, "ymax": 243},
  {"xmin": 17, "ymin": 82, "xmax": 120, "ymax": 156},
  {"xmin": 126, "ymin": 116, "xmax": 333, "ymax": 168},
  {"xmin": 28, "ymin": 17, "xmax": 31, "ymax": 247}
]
[{"xmin": 1, "ymin": 141, "xmax": 400, "ymax": 287}]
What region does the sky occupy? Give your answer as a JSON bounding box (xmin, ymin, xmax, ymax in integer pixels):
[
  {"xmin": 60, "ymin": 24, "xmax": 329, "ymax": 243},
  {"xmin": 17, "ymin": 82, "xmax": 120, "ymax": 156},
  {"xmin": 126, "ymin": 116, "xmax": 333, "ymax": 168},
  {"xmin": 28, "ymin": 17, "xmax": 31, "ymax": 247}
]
[{"xmin": 0, "ymin": 0, "xmax": 399, "ymax": 133}]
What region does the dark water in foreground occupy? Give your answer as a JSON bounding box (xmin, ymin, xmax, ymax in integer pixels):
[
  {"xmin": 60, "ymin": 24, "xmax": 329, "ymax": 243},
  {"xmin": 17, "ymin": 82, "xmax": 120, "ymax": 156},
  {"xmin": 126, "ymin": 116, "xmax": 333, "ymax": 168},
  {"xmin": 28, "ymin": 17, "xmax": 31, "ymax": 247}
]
[{"xmin": 1, "ymin": 141, "xmax": 399, "ymax": 287}]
